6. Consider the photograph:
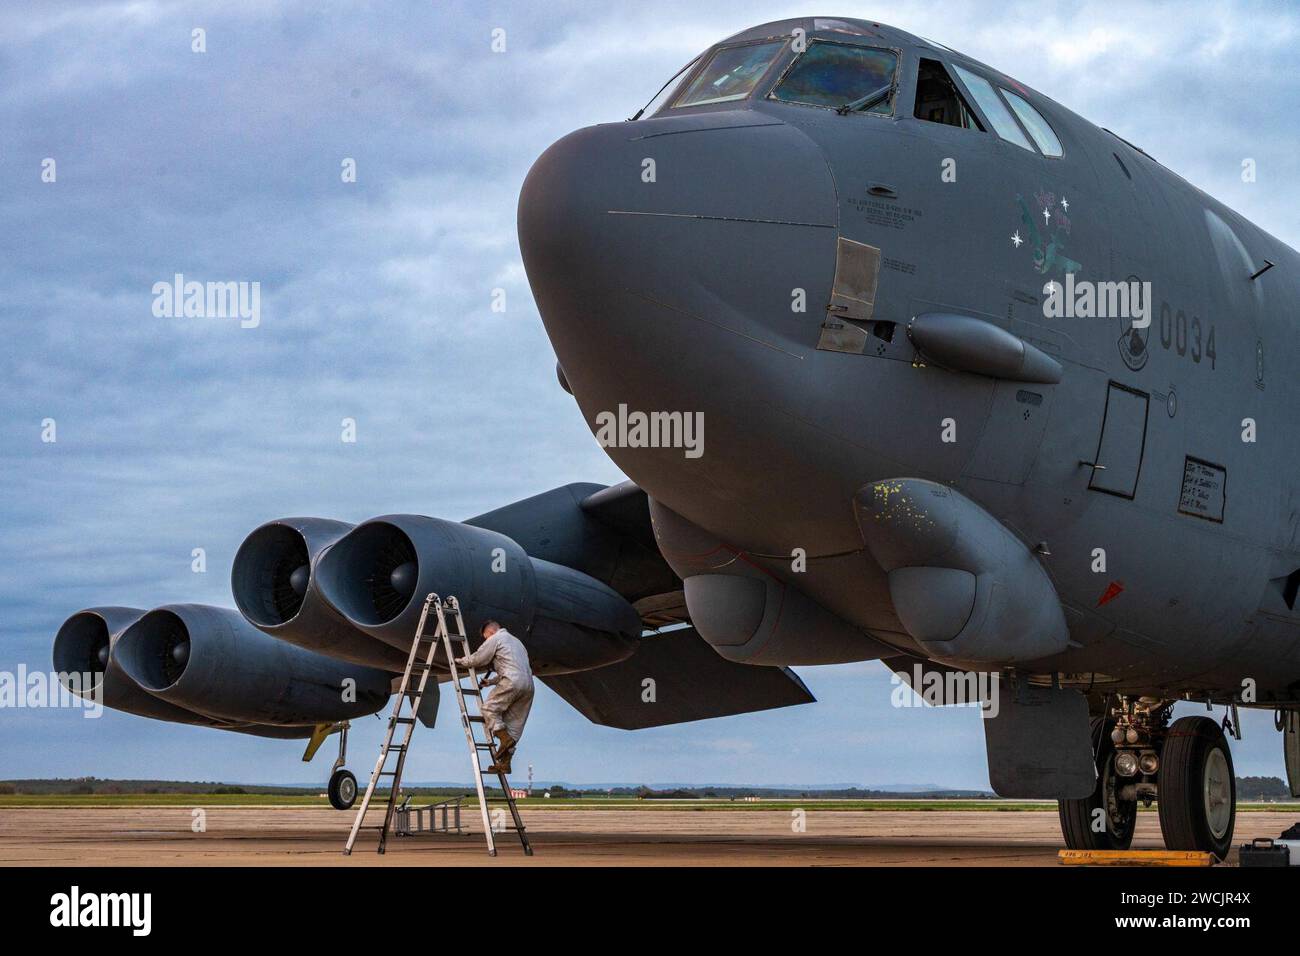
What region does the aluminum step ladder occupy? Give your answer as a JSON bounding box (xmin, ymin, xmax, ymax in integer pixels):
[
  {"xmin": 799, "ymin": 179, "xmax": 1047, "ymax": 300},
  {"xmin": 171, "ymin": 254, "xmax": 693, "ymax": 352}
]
[
  {"xmin": 342, "ymin": 592, "xmax": 446, "ymax": 855},
  {"xmin": 443, "ymin": 599, "xmax": 532, "ymax": 857}
]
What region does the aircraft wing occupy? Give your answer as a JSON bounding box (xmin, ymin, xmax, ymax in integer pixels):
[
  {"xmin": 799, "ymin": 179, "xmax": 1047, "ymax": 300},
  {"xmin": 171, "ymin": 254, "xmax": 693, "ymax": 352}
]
[
  {"xmin": 541, "ymin": 625, "xmax": 815, "ymax": 730},
  {"xmin": 579, "ymin": 480, "xmax": 689, "ymax": 628},
  {"xmin": 57, "ymin": 479, "xmax": 813, "ymax": 747}
]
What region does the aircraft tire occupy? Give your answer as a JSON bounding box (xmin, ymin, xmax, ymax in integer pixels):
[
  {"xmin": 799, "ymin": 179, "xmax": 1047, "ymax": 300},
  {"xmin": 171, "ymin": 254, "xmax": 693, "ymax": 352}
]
[
  {"xmin": 1058, "ymin": 718, "xmax": 1136, "ymax": 850},
  {"xmin": 1157, "ymin": 715, "xmax": 1235, "ymax": 859},
  {"xmin": 328, "ymin": 768, "xmax": 358, "ymax": 811}
]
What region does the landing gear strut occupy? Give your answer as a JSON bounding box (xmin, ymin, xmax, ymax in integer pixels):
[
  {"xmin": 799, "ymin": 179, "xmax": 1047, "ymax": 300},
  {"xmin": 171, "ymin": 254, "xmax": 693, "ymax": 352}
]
[{"xmin": 327, "ymin": 723, "xmax": 357, "ymax": 811}]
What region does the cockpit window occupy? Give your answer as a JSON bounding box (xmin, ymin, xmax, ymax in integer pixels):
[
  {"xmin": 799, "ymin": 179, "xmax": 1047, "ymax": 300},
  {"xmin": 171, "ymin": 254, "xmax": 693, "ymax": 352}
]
[
  {"xmin": 914, "ymin": 59, "xmax": 981, "ymax": 129},
  {"xmin": 672, "ymin": 41, "xmax": 785, "ymax": 108},
  {"xmin": 1000, "ymin": 90, "xmax": 1063, "ymax": 157},
  {"xmin": 769, "ymin": 41, "xmax": 898, "ymax": 114},
  {"xmin": 951, "ymin": 64, "xmax": 1033, "ymax": 151}
]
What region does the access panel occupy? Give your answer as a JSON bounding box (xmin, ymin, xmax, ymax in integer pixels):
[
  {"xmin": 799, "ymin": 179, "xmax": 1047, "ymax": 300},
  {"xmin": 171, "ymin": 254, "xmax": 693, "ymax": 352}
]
[{"xmin": 1087, "ymin": 382, "xmax": 1149, "ymax": 499}]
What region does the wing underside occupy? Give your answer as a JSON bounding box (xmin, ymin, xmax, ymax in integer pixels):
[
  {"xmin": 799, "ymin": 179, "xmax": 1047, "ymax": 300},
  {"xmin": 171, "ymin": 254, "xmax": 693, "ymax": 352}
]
[{"xmin": 542, "ymin": 625, "xmax": 815, "ymax": 730}]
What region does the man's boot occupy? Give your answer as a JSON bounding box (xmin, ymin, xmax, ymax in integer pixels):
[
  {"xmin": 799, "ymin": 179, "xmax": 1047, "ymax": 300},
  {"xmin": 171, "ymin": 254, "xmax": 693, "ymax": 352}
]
[
  {"xmin": 486, "ymin": 757, "xmax": 513, "ymax": 774},
  {"xmin": 494, "ymin": 729, "xmax": 516, "ymax": 757}
]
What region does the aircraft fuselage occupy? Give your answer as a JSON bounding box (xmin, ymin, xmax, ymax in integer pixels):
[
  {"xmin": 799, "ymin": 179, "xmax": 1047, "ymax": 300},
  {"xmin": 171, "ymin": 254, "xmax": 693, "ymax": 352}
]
[{"xmin": 518, "ymin": 17, "xmax": 1300, "ymax": 703}]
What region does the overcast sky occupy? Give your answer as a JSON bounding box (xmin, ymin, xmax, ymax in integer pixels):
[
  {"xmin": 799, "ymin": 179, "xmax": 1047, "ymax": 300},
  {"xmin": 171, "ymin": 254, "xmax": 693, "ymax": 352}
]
[{"xmin": 2, "ymin": 0, "xmax": 1296, "ymax": 788}]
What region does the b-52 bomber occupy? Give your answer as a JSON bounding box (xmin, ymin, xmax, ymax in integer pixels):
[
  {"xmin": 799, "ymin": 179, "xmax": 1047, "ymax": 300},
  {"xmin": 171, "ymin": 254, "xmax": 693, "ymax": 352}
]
[{"xmin": 57, "ymin": 17, "xmax": 1300, "ymax": 860}]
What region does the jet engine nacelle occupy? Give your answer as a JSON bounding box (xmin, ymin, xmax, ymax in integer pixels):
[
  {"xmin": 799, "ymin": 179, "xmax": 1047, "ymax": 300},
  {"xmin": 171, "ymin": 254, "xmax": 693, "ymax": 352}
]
[
  {"xmin": 315, "ymin": 515, "xmax": 642, "ymax": 675},
  {"xmin": 55, "ymin": 607, "xmax": 224, "ymax": 725},
  {"xmin": 232, "ymin": 517, "xmax": 410, "ymax": 671},
  {"xmin": 52, "ymin": 607, "xmax": 317, "ymax": 739},
  {"xmin": 114, "ymin": 604, "xmax": 392, "ymax": 726}
]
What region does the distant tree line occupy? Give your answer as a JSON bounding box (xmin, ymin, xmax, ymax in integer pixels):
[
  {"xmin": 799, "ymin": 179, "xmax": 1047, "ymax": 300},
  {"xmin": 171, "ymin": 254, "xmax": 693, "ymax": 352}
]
[{"xmin": 1236, "ymin": 776, "xmax": 1293, "ymax": 800}]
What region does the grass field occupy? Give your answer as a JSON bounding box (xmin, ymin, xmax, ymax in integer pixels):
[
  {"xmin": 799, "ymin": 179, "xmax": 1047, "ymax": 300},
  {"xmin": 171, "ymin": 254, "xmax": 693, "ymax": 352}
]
[{"xmin": 2, "ymin": 793, "xmax": 1298, "ymax": 811}]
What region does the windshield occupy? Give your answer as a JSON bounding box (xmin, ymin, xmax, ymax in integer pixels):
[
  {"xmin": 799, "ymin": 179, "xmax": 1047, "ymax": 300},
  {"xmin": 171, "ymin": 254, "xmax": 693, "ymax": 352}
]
[
  {"xmin": 951, "ymin": 64, "xmax": 1033, "ymax": 151},
  {"xmin": 1001, "ymin": 89, "xmax": 1063, "ymax": 156},
  {"xmin": 771, "ymin": 41, "xmax": 898, "ymax": 113},
  {"xmin": 672, "ymin": 40, "xmax": 785, "ymax": 108}
]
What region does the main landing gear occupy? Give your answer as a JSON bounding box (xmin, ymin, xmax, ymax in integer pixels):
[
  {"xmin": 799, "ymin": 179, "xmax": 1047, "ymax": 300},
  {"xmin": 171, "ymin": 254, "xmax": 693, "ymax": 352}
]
[
  {"xmin": 1058, "ymin": 717, "xmax": 1138, "ymax": 850},
  {"xmin": 1059, "ymin": 699, "xmax": 1236, "ymax": 859},
  {"xmin": 1158, "ymin": 716, "xmax": 1235, "ymax": 859}
]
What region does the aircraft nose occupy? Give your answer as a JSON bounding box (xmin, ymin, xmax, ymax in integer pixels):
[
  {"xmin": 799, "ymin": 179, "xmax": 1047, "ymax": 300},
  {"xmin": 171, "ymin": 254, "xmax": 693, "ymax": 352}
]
[
  {"xmin": 518, "ymin": 115, "xmax": 839, "ymax": 401},
  {"xmin": 517, "ymin": 123, "xmax": 607, "ymax": 272}
]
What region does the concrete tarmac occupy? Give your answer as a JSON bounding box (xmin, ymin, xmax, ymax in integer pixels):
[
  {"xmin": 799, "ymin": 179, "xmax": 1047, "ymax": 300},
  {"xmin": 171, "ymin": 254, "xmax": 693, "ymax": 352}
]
[{"xmin": 1, "ymin": 806, "xmax": 1294, "ymax": 866}]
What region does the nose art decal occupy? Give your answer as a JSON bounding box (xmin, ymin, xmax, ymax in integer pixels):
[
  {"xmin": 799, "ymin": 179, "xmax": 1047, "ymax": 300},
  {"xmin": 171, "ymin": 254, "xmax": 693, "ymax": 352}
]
[{"xmin": 1015, "ymin": 191, "xmax": 1081, "ymax": 276}]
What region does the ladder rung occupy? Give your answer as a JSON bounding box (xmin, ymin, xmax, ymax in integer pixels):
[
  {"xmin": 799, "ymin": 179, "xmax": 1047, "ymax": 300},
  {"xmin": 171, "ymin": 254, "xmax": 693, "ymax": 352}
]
[
  {"xmin": 475, "ymin": 743, "xmax": 496, "ymax": 749},
  {"xmin": 466, "ymin": 716, "xmax": 485, "ymax": 723},
  {"xmin": 392, "ymin": 717, "xmax": 415, "ymax": 724}
]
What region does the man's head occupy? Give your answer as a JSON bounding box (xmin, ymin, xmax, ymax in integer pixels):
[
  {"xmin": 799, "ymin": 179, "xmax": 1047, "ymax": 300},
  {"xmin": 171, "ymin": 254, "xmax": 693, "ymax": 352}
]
[{"xmin": 480, "ymin": 620, "xmax": 501, "ymax": 639}]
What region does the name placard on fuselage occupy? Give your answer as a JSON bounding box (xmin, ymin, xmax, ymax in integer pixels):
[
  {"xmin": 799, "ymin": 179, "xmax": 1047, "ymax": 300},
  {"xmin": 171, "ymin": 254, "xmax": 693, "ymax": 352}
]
[{"xmin": 1178, "ymin": 457, "xmax": 1227, "ymax": 523}]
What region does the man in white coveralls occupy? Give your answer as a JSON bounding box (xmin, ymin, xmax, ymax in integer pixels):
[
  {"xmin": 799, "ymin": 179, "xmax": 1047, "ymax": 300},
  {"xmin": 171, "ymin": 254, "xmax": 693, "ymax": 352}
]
[{"xmin": 456, "ymin": 619, "xmax": 534, "ymax": 774}]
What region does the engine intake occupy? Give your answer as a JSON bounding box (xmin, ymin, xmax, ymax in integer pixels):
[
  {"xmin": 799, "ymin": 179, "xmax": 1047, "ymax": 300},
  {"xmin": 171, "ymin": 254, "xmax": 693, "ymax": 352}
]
[
  {"xmin": 316, "ymin": 515, "xmax": 641, "ymax": 674},
  {"xmin": 115, "ymin": 604, "xmax": 392, "ymax": 726},
  {"xmin": 52, "ymin": 608, "xmax": 316, "ymax": 738},
  {"xmin": 232, "ymin": 517, "xmax": 409, "ymax": 671},
  {"xmin": 53, "ymin": 607, "xmax": 215, "ymax": 725}
]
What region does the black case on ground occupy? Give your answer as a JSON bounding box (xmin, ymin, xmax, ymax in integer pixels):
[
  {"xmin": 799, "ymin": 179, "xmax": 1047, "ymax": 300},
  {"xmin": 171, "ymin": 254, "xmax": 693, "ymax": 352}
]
[{"xmin": 1239, "ymin": 838, "xmax": 1290, "ymax": 867}]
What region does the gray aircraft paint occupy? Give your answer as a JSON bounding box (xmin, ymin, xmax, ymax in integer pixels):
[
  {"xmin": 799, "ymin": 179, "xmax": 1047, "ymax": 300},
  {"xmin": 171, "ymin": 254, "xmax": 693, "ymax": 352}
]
[{"xmin": 519, "ymin": 16, "xmax": 1300, "ymax": 706}]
